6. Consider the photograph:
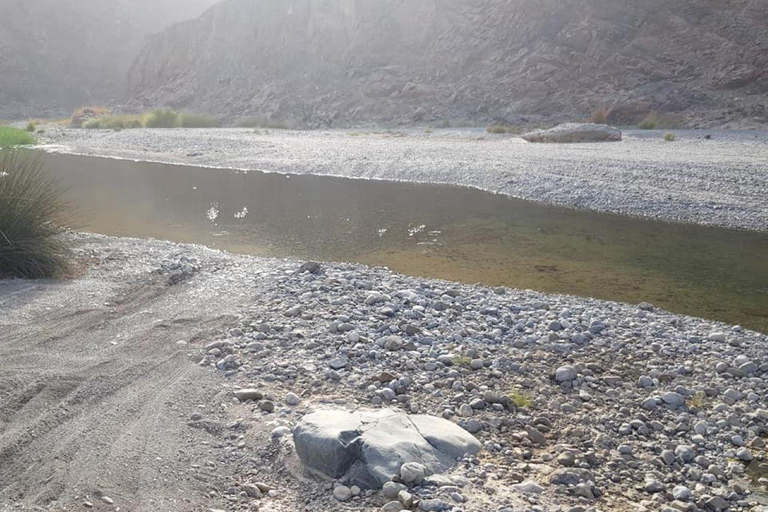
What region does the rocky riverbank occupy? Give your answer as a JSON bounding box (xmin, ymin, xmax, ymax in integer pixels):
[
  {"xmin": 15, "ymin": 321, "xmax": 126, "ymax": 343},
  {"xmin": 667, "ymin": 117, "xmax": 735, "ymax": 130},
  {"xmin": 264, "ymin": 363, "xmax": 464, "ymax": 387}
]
[
  {"xmin": 1, "ymin": 234, "xmax": 766, "ymax": 512},
  {"xmin": 37, "ymin": 127, "xmax": 768, "ymax": 232}
]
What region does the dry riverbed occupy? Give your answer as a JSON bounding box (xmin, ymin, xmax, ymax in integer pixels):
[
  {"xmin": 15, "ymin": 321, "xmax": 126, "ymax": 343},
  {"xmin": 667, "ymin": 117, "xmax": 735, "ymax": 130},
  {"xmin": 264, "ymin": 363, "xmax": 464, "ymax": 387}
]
[
  {"xmin": 37, "ymin": 127, "xmax": 768, "ymax": 232},
  {"xmin": 1, "ymin": 234, "xmax": 767, "ymax": 512}
]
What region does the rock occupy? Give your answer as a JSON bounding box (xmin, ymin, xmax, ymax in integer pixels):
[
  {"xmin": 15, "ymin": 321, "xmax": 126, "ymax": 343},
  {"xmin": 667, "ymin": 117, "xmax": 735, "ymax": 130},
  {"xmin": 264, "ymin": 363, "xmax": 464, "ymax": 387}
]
[
  {"xmin": 400, "ymin": 462, "xmax": 426, "ymax": 485},
  {"xmin": 526, "ymin": 426, "xmax": 546, "ymax": 445},
  {"xmin": 675, "ymin": 445, "xmax": 696, "ymax": 463},
  {"xmin": 555, "ymin": 365, "xmax": 577, "ymax": 382},
  {"xmin": 258, "ymin": 400, "xmax": 274, "ymax": 412},
  {"xmin": 285, "ymin": 392, "xmax": 301, "ymax": 405},
  {"xmin": 672, "ymin": 485, "xmax": 692, "ymax": 501},
  {"xmin": 271, "ymin": 426, "xmax": 291, "ymax": 438},
  {"xmin": 329, "ymin": 357, "xmax": 349, "ymax": 370},
  {"xmin": 333, "ymin": 484, "xmax": 352, "ymax": 502},
  {"xmin": 513, "ymin": 480, "xmax": 544, "ymax": 494},
  {"xmin": 419, "ymin": 499, "xmax": 450, "ymax": 511},
  {"xmin": 522, "ymin": 123, "xmax": 622, "ymax": 143},
  {"xmin": 661, "ymin": 392, "xmax": 685, "ymax": 407},
  {"xmin": 234, "ymin": 389, "xmax": 263, "ymax": 401},
  {"xmin": 382, "ymin": 482, "xmax": 407, "ymax": 499},
  {"xmin": 708, "ymin": 332, "xmax": 726, "ymax": 342},
  {"xmin": 298, "ymin": 261, "xmax": 321, "ymax": 274},
  {"xmin": 736, "ymin": 447, "xmax": 753, "ymax": 461},
  {"xmin": 293, "ymin": 409, "xmax": 481, "ymax": 488},
  {"xmin": 243, "ymin": 484, "xmax": 263, "ymax": 498}
]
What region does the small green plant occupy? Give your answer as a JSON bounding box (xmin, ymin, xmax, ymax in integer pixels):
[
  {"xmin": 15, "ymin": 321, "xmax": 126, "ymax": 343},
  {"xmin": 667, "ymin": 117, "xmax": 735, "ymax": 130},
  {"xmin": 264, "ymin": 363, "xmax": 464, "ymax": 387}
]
[
  {"xmin": 664, "ymin": 132, "xmax": 676, "ymax": 142},
  {"xmin": 236, "ymin": 116, "xmax": 288, "ymax": 129},
  {"xmin": 178, "ymin": 112, "xmax": 221, "ymax": 128},
  {"xmin": 0, "ymin": 127, "xmax": 36, "ymax": 147},
  {"xmin": 590, "ymin": 105, "xmax": 612, "ymax": 124},
  {"xmin": 687, "ymin": 390, "xmax": 708, "ymax": 409},
  {"xmin": 144, "ymin": 109, "xmax": 179, "ymax": 128},
  {"xmin": 452, "ymin": 355, "xmax": 472, "ymax": 368},
  {"xmin": 425, "ymin": 128, "xmax": 434, "ymax": 134},
  {"xmin": 486, "ymin": 125, "xmax": 522, "ymax": 135},
  {"xmin": 509, "ymin": 388, "xmax": 534, "ymax": 409},
  {"xmin": 0, "ymin": 151, "xmax": 71, "ymax": 278},
  {"xmin": 25, "ymin": 121, "xmax": 36, "ymax": 132}
]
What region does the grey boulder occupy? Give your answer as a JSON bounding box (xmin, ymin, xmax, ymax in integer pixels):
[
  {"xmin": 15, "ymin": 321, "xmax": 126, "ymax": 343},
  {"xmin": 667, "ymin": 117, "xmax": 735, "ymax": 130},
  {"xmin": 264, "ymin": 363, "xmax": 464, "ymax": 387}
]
[
  {"xmin": 293, "ymin": 409, "xmax": 481, "ymax": 488},
  {"xmin": 522, "ymin": 123, "xmax": 622, "ymax": 143}
]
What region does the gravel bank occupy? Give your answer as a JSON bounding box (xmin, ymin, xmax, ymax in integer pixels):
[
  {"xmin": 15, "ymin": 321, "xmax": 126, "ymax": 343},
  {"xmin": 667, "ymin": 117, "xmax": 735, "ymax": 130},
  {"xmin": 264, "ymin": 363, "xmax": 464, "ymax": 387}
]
[
  {"xmin": 2, "ymin": 234, "xmax": 767, "ymax": 511},
  {"xmin": 38, "ymin": 127, "xmax": 768, "ymax": 232}
]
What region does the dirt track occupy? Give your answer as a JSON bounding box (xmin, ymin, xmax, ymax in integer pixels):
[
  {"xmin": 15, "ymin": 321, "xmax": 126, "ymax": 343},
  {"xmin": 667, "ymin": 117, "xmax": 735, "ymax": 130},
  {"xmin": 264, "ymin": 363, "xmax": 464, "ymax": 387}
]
[{"xmin": 0, "ymin": 235, "xmax": 260, "ymax": 511}]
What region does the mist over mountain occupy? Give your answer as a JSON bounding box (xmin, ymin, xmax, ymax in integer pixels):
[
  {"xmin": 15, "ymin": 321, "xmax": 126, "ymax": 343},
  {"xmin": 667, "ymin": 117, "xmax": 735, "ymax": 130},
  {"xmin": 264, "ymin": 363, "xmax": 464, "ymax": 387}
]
[
  {"xmin": 0, "ymin": 0, "xmax": 221, "ymax": 119},
  {"xmin": 126, "ymin": 0, "xmax": 768, "ymax": 128}
]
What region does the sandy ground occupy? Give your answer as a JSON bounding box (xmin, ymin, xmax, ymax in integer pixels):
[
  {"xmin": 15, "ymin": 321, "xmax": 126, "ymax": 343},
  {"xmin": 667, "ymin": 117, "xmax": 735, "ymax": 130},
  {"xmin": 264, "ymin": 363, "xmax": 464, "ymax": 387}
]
[
  {"xmin": 38, "ymin": 127, "xmax": 768, "ymax": 232},
  {"xmin": 0, "ymin": 235, "xmax": 270, "ymax": 511}
]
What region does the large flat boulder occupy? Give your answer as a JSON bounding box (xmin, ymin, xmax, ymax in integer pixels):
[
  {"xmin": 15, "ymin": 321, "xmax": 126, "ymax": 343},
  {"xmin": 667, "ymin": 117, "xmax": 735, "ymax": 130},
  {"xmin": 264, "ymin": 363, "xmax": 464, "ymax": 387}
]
[
  {"xmin": 522, "ymin": 123, "xmax": 622, "ymax": 143},
  {"xmin": 293, "ymin": 409, "xmax": 481, "ymax": 488}
]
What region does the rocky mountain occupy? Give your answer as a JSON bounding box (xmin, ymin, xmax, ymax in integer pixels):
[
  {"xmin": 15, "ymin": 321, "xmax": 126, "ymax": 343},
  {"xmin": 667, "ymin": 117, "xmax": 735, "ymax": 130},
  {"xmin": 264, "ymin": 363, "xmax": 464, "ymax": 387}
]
[
  {"xmin": 0, "ymin": 0, "xmax": 221, "ymax": 119},
  {"xmin": 126, "ymin": 0, "xmax": 768, "ymax": 128}
]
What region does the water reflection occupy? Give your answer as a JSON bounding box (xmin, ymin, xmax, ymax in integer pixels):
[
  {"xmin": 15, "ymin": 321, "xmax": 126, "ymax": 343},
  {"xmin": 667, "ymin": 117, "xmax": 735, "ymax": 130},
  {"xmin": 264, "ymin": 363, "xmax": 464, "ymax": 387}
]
[{"xmin": 40, "ymin": 152, "xmax": 768, "ymax": 333}]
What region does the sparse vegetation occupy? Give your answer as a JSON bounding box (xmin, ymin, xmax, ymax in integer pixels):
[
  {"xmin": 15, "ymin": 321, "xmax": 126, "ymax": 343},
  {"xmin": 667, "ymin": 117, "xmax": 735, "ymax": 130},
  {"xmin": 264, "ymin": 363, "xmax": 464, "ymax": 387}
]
[
  {"xmin": 590, "ymin": 105, "xmax": 613, "ymax": 124},
  {"xmin": 80, "ymin": 109, "xmax": 220, "ymax": 130},
  {"xmin": 236, "ymin": 116, "xmax": 289, "ymax": 129},
  {"xmin": 424, "ymin": 128, "xmax": 433, "ymax": 134},
  {"xmin": 664, "ymin": 132, "xmax": 677, "ymax": 142},
  {"xmin": 0, "ymin": 127, "xmax": 36, "ymax": 147},
  {"xmin": 486, "ymin": 125, "xmax": 522, "ymax": 135},
  {"xmin": 143, "ymin": 109, "xmax": 179, "ymax": 128},
  {"xmin": 178, "ymin": 112, "xmax": 221, "ymax": 128},
  {"xmin": 452, "ymin": 355, "xmax": 472, "ymax": 368},
  {"xmin": 0, "ymin": 151, "xmax": 71, "ymax": 278},
  {"xmin": 25, "ymin": 121, "xmax": 36, "ymax": 132},
  {"xmin": 70, "ymin": 106, "xmax": 111, "ymax": 128},
  {"xmin": 687, "ymin": 390, "xmax": 708, "ymax": 409},
  {"xmin": 509, "ymin": 388, "xmax": 534, "ymax": 409},
  {"xmin": 639, "ymin": 110, "xmax": 685, "ymax": 130},
  {"xmin": 83, "ymin": 114, "xmax": 143, "ymax": 130}
]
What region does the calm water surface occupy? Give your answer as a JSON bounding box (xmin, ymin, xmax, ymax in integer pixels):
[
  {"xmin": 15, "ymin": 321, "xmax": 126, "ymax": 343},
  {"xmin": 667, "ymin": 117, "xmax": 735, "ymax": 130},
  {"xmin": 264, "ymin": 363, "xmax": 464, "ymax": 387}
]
[{"xmin": 41, "ymin": 152, "xmax": 768, "ymax": 333}]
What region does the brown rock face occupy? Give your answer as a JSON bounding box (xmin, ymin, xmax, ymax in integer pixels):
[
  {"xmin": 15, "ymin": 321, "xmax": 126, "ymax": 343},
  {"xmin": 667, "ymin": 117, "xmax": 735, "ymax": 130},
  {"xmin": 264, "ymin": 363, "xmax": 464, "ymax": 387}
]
[{"xmin": 126, "ymin": 0, "xmax": 768, "ymax": 128}]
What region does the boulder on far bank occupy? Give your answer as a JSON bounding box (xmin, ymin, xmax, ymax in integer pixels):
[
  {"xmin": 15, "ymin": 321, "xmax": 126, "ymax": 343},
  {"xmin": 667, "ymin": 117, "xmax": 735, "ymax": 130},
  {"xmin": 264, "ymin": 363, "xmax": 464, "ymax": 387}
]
[
  {"xmin": 522, "ymin": 123, "xmax": 622, "ymax": 143},
  {"xmin": 293, "ymin": 409, "xmax": 481, "ymax": 489}
]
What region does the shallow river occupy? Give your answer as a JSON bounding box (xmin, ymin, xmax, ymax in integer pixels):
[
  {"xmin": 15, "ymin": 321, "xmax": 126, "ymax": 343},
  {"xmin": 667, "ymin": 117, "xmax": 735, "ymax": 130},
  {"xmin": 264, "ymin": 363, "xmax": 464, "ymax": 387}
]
[{"xmin": 42, "ymin": 152, "xmax": 768, "ymax": 333}]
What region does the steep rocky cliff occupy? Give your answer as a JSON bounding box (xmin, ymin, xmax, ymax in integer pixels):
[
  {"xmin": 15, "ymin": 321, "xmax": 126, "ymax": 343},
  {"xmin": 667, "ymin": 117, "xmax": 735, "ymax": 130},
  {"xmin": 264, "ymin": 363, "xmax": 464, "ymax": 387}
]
[
  {"xmin": 127, "ymin": 0, "xmax": 768, "ymax": 128},
  {"xmin": 0, "ymin": 0, "xmax": 221, "ymax": 119}
]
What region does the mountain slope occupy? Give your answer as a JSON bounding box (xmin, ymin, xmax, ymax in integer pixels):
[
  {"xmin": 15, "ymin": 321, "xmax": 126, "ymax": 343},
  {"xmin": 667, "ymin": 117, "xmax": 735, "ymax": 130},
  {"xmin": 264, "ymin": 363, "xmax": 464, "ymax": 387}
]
[
  {"xmin": 0, "ymin": 0, "xmax": 221, "ymax": 119},
  {"xmin": 127, "ymin": 0, "xmax": 768, "ymax": 128}
]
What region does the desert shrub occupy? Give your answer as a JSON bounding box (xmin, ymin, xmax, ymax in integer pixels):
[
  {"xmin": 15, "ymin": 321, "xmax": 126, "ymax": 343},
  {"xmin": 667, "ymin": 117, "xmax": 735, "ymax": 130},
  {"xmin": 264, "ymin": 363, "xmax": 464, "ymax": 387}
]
[
  {"xmin": 509, "ymin": 388, "xmax": 534, "ymax": 409},
  {"xmin": 83, "ymin": 115, "xmax": 143, "ymax": 130},
  {"xmin": 178, "ymin": 112, "xmax": 221, "ymax": 128},
  {"xmin": 638, "ymin": 111, "xmax": 660, "ymax": 129},
  {"xmin": 590, "ymin": 105, "xmax": 612, "ymax": 124},
  {"xmin": 0, "ymin": 151, "xmax": 71, "ymax": 278},
  {"xmin": 70, "ymin": 106, "xmax": 111, "ymax": 128},
  {"xmin": 235, "ymin": 116, "xmax": 288, "ymax": 129},
  {"xmin": 0, "ymin": 127, "xmax": 36, "ymax": 147},
  {"xmin": 25, "ymin": 121, "xmax": 36, "ymax": 132},
  {"xmin": 486, "ymin": 125, "xmax": 522, "ymax": 134},
  {"xmin": 664, "ymin": 132, "xmax": 676, "ymax": 142},
  {"xmin": 143, "ymin": 109, "xmax": 179, "ymax": 128}
]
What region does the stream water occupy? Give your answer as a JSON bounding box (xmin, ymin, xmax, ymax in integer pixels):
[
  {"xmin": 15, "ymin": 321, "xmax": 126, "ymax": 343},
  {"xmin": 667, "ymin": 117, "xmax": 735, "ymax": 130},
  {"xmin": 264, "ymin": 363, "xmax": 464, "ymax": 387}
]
[{"xmin": 41, "ymin": 152, "xmax": 768, "ymax": 333}]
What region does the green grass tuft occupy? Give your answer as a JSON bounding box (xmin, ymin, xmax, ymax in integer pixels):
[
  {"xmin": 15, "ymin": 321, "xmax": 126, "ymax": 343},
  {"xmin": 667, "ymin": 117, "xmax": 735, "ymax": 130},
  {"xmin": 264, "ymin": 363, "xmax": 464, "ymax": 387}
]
[
  {"xmin": 664, "ymin": 132, "xmax": 676, "ymax": 142},
  {"xmin": 25, "ymin": 121, "xmax": 37, "ymax": 132},
  {"xmin": 452, "ymin": 355, "xmax": 472, "ymax": 368},
  {"xmin": 0, "ymin": 127, "xmax": 36, "ymax": 147},
  {"xmin": 509, "ymin": 388, "xmax": 534, "ymax": 409},
  {"xmin": 0, "ymin": 151, "xmax": 71, "ymax": 278},
  {"xmin": 83, "ymin": 114, "xmax": 143, "ymax": 130}
]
